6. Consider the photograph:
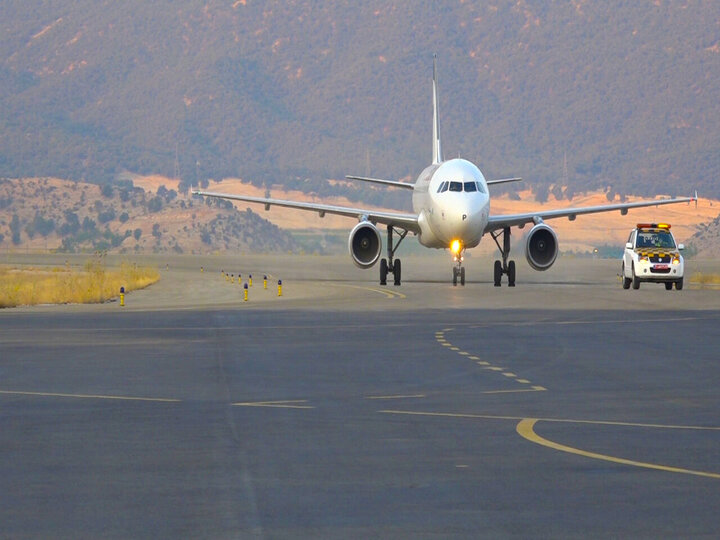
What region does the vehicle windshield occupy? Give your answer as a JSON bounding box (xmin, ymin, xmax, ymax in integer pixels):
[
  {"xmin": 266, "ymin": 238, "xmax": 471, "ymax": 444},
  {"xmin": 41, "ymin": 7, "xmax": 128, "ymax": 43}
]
[{"xmin": 636, "ymin": 231, "xmax": 676, "ymax": 249}]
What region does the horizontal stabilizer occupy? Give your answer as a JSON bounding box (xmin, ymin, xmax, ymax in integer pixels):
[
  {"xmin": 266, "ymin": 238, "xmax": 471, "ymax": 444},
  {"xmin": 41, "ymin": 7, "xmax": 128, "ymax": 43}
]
[{"xmin": 345, "ymin": 175, "xmax": 414, "ymax": 189}]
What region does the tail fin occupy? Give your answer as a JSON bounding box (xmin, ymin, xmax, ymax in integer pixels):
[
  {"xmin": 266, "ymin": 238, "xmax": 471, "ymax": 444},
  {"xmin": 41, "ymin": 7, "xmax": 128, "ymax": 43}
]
[{"xmin": 432, "ymin": 55, "xmax": 443, "ymax": 165}]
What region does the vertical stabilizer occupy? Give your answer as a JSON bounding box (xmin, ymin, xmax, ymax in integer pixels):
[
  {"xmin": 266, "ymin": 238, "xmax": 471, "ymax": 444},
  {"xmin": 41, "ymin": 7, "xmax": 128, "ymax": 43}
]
[{"xmin": 432, "ymin": 55, "xmax": 443, "ymax": 165}]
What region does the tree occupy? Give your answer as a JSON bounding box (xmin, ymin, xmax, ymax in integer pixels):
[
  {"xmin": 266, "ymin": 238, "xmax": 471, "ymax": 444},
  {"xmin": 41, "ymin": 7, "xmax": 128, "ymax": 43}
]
[
  {"xmin": 133, "ymin": 228, "xmax": 142, "ymax": 241},
  {"xmin": 10, "ymin": 214, "xmax": 21, "ymax": 245}
]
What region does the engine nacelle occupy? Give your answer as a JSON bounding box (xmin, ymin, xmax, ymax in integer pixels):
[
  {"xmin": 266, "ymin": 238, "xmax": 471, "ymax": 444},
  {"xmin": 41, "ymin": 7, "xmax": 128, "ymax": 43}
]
[
  {"xmin": 348, "ymin": 221, "xmax": 382, "ymax": 268},
  {"xmin": 525, "ymin": 223, "xmax": 558, "ymax": 271}
]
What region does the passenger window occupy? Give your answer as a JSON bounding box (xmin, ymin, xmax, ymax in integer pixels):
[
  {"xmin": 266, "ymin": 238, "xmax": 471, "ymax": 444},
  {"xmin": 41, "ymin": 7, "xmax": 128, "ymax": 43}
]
[
  {"xmin": 449, "ymin": 182, "xmax": 462, "ymax": 192},
  {"xmin": 464, "ymin": 181, "xmax": 477, "ymax": 192}
]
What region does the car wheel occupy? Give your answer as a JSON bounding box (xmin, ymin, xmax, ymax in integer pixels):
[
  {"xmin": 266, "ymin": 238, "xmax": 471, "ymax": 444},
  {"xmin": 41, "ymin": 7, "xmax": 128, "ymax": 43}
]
[
  {"xmin": 622, "ymin": 264, "xmax": 631, "ymax": 289},
  {"xmin": 665, "ymin": 282, "xmax": 673, "ymax": 290},
  {"xmin": 675, "ymin": 278, "xmax": 683, "ymax": 290},
  {"xmin": 631, "ymin": 264, "xmax": 640, "ymax": 289}
]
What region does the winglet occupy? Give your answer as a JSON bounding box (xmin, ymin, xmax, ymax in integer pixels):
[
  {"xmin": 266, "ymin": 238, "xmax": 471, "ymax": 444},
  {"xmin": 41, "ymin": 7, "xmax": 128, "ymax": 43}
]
[{"xmin": 432, "ymin": 55, "xmax": 443, "ymax": 165}]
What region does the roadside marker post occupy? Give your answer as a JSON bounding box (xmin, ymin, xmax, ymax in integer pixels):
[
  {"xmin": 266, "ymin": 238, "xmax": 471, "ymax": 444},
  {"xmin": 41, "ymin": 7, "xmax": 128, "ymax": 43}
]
[
  {"xmin": 244, "ymin": 283, "xmax": 249, "ymax": 302},
  {"xmin": 263, "ymin": 275, "xmax": 267, "ymax": 289},
  {"xmin": 249, "ymin": 274, "xmax": 253, "ymax": 287},
  {"xmin": 120, "ymin": 286, "xmax": 125, "ymax": 307},
  {"xmin": 278, "ymin": 279, "xmax": 282, "ymax": 297}
]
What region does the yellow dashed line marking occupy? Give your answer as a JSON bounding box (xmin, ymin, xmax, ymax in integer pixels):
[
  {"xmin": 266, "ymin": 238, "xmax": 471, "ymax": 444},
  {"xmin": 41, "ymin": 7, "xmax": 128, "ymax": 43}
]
[
  {"xmin": 469, "ymin": 356, "xmax": 480, "ymax": 360},
  {"xmin": 531, "ymin": 386, "xmax": 546, "ymax": 391},
  {"xmin": 517, "ymin": 379, "xmax": 531, "ymax": 384},
  {"xmin": 450, "ymin": 347, "xmax": 460, "ymax": 351},
  {"xmin": 459, "ymin": 352, "xmax": 470, "ymax": 356},
  {"xmin": 503, "ymin": 372, "xmax": 517, "ymax": 378}
]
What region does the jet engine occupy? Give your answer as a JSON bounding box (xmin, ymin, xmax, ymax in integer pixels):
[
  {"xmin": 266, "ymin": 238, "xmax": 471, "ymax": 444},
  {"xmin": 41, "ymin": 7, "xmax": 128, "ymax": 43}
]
[
  {"xmin": 525, "ymin": 223, "xmax": 558, "ymax": 271},
  {"xmin": 348, "ymin": 221, "xmax": 382, "ymax": 268}
]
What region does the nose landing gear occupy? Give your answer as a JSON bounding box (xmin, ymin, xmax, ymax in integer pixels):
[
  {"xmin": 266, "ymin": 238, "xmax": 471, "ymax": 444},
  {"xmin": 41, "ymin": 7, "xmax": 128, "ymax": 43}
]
[
  {"xmin": 451, "ymin": 241, "xmax": 465, "ymax": 286},
  {"xmin": 452, "ymin": 260, "xmax": 465, "ymax": 286}
]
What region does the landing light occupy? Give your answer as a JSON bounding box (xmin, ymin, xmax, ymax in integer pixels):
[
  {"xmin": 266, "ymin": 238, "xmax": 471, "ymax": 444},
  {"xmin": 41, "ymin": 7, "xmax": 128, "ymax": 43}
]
[{"xmin": 450, "ymin": 240, "xmax": 462, "ymax": 254}]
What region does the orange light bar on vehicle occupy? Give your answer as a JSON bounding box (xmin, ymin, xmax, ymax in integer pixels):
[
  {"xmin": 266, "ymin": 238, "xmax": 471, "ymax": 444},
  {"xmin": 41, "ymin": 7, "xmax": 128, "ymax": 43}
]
[{"xmin": 636, "ymin": 223, "xmax": 671, "ymax": 229}]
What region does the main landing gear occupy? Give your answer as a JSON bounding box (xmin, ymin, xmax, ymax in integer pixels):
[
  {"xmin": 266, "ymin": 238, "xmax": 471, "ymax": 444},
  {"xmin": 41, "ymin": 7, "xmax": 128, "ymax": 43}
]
[
  {"xmin": 379, "ymin": 225, "xmax": 407, "ymax": 286},
  {"xmin": 491, "ymin": 227, "xmax": 516, "ymax": 287}
]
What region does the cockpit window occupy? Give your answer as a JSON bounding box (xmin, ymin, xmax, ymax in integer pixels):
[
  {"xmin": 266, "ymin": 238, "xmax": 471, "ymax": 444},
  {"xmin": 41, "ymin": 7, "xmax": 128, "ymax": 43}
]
[
  {"xmin": 464, "ymin": 181, "xmax": 477, "ymax": 192},
  {"xmin": 437, "ymin": 181, "xmax": 448, "ymax": 193},
  {"xmin": 449, "ymin": 181, "xmax": 463, "ymax": 192}
]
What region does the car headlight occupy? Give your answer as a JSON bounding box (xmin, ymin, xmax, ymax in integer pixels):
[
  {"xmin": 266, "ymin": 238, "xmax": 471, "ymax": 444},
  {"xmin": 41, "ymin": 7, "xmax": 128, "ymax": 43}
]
[{"xmin": 672, "ymin": 257, "xmax": 680, "ymax": 264}]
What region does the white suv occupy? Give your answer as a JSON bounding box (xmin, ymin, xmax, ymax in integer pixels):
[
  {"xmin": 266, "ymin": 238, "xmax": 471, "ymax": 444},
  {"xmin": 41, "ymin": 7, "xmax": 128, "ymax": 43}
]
[{"xmin": 622, "ymin": 223, "xmax": 684, "ymax": 290}]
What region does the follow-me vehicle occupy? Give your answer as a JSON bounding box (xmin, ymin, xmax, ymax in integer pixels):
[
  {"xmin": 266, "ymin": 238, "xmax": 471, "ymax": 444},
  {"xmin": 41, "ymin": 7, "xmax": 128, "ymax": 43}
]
[
  {"xmin": 193, "ymin": 57, "xmax": 695, "ymax": 287},
  {"xmin": 622, "ymin": 223, "xmax": 684, "ymax": 290}
]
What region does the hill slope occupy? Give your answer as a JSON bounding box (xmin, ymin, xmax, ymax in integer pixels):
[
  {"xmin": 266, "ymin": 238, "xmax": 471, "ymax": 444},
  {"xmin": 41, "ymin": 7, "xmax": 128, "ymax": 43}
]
[
  {"xmin": 0, "ymin": 177, "xmax": 297, "ymax": 254},
  {"xmin": 1, "ymin": 1, "xmax": 719, "ymax": 199}
]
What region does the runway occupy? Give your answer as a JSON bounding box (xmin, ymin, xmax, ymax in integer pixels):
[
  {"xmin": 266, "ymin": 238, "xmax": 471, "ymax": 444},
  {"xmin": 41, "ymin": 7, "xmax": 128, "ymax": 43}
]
[{"xmin": 1, "ymin": 254, "xmax": 720, "ymax": 538}]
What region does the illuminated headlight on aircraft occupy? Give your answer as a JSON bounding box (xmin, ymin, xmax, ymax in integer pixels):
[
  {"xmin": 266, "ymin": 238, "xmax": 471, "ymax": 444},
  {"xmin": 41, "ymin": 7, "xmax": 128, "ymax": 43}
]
[{"xmin": 451, "ymin": 239, "xmax": 462, "ymax": 254}]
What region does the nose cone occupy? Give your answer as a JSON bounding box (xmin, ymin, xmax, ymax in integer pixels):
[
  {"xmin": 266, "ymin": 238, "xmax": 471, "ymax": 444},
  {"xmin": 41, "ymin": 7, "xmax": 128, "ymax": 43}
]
[{"xmin": 446, "ymin": 197, "xmax": 484, "ymax": 240}]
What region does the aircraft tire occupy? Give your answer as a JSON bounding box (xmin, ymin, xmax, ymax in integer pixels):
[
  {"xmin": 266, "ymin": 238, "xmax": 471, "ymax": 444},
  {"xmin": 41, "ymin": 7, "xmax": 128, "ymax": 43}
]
[
  {"xmin": 452, "ymin": 267, "xmax": 458, "ymax": 286},
  {"xmin": 508, "ymin": 260, "xmax": 516, "ymax": 287},
  {"xmin": 460, "ymin": 267, "xmax": 465, "ymax": 286},
  {"xmin": 393, "ymin": 259, "xmax": 401, "ymax": 286},
  {"xmin": 379, "ymin": 258, "xmax": 388, "ymax": 285},
  {"xmin": 493, "ymin": 260, "xmax": 502, "ymax": 287}
]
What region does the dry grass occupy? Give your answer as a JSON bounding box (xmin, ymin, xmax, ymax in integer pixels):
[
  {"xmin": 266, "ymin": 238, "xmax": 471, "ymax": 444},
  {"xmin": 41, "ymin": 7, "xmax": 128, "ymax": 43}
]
[
  {"xmin": 690, "ymin": 272, "xmax": 720, "ymax": 285},
  {"xmin": 0, "ymin": 261, "xmax": 159, "ymax": 308}
]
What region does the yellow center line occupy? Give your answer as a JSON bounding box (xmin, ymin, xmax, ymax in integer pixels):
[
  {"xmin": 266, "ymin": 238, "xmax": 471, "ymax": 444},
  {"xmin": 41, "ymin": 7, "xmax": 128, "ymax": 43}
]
[
  {"xmin": 0, "ymin": 389, "xmax": 181, "ymax": 403},
  {"xmin": 365, "ymin": 394, "xmax": 426, "ymax": 400},
  {"xmin": 517, "ymin": 418, "xmax": 720, "ymax": 479},
  {"xmin": 337, "ymin": 284, "xmax": 406, "ymax": 299},
  {"xmin": 380, "ymin": 409, "xmax": 720, "ymax": 430}
]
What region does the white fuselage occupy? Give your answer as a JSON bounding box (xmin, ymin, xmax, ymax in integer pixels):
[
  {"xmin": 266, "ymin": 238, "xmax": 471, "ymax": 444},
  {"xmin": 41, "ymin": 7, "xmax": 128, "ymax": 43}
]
[{"xmin": 412, "ymin": 158, "xmax": 490, "ymax": 250}]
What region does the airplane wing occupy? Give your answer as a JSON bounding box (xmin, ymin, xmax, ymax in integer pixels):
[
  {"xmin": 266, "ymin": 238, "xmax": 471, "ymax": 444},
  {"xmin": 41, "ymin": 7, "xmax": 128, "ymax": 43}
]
[
  {"xmin": 192, "ymin": 189, "xmax": 420, "ymax": 232},
  {"xmin": 485, "ymin": 196, "xmax": 696, "ymax": 233},
  {"xmin": 487, "ymin": 177, "xmax": 523, "ymax": 186}
]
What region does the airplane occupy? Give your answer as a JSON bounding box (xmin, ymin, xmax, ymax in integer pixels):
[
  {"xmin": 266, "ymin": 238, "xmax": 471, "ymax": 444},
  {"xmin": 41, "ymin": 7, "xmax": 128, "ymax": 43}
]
[{"xmin": 193, "ymin": 56, "xmax": 696, "ymax": 287}]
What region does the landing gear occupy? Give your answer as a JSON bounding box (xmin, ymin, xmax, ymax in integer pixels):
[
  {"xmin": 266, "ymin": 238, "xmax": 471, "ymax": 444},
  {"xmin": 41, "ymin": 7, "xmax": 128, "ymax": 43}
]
[
  {"xmin": 452, "ymin": 265, "xmax": 465, "ymax": 286},
  {"xmin": 380, "ymin": 225, "xmax": 407, "ymax": 286},
  {"xmin": 491, "ymin": 227, "xmax": 516, "ymax": 287}
]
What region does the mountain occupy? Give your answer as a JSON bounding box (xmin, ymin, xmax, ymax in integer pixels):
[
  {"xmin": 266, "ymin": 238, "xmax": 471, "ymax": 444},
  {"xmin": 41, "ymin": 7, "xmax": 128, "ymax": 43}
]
[{"xmin": 1, "ymin": 1, "xmax": 719, "ymax": 201}]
